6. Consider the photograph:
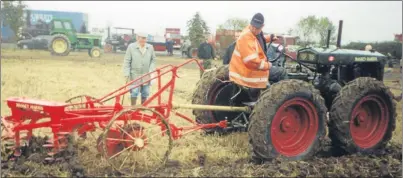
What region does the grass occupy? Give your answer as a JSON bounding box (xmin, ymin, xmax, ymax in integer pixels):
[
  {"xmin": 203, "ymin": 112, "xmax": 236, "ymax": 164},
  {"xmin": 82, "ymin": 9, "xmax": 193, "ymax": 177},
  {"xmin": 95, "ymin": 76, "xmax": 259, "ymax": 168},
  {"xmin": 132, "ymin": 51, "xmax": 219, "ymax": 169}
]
[{"xmin": 1, "ymin": 49, "xmax": 401, "ymax": 177}]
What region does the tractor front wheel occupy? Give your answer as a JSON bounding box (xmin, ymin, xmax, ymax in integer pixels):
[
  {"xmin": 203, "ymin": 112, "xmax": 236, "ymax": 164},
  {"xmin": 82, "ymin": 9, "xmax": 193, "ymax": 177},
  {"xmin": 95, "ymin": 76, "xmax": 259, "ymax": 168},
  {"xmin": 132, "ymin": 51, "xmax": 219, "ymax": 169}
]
[
  {"xmin": 329, "ymin": 77, "xmax": 396, "ymax": 154},
  {"xmin": 248, "ymin": 79, "xmax": 327, "ymax": 163},
  {"xmin": 89, "ymin": 47, "xmax": 102, "ymax": 58},
  {"xmin": 49, "ymin": 34, "xmax": 71, "ymax": 56}
]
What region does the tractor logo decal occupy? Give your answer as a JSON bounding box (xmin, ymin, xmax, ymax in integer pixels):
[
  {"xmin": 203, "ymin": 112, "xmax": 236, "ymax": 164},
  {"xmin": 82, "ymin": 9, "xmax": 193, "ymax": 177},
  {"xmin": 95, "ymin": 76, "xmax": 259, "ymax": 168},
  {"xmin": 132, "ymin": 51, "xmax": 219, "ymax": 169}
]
[
  {"xmin": 15, "ymin": 103, "xmax": 44, "ymax": 111},
  {"xmin": 355, "ymin": 57, "xmax": 378, "ymax": 62}
]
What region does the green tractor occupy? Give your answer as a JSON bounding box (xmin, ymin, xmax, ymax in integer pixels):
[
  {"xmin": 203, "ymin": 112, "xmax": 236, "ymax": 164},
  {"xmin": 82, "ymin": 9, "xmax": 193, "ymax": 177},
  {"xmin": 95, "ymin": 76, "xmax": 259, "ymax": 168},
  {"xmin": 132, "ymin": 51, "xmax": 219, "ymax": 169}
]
[{"xmin": 48, "ymin": 18, "xmax": 103, "ymax": 58}]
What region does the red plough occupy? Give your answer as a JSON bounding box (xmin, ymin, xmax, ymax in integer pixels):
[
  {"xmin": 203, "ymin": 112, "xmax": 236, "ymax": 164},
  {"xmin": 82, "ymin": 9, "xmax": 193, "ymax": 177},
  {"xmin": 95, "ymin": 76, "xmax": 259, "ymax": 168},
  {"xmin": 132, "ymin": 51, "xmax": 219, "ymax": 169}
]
[{"xmin": 1, "ymin": 59, "xmax": 250, "ymax": 175}]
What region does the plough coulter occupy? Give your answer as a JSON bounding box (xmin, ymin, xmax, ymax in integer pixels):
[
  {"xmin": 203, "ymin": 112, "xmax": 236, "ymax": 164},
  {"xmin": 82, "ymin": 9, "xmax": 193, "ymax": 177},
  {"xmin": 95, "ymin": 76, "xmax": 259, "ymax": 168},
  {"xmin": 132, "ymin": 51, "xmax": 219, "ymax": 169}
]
[{"xmin": 0, "ymin": 59, "xmax": 249, "ymax": 176}]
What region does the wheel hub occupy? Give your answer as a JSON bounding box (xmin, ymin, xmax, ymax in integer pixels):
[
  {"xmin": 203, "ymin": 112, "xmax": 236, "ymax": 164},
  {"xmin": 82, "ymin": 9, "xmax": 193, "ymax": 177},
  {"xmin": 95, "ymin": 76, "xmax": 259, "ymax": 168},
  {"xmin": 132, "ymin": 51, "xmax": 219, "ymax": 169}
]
[
  {"xmin": 52, "ymin": 39, "xmax": 67, "ymax": 54},
  {"xmin": 123, "ymin": 126, "xmax": 147, "ymax": 151},
  {"xmin": 271, "ymin": 97, "xmax": 319, "ymax": 157},
  {"xmin": 92, "ymin": 50, "xmax": 100, "ymax": 57},
  {"xmin": 280, "ymin": 117, "xmax": 296, "ymax": 132},
  {"xmin": 350, "ymin": 95, "xmax": 389, "ymax": 149}
]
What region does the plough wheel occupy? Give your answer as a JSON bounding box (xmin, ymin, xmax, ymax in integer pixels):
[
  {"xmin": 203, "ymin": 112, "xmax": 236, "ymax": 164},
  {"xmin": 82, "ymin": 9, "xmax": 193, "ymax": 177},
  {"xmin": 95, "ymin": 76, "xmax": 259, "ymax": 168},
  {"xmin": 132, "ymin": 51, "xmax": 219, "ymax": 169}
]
[{"xmin": 100, "ymin": 107, "xmax": 173, "ymax": 176}]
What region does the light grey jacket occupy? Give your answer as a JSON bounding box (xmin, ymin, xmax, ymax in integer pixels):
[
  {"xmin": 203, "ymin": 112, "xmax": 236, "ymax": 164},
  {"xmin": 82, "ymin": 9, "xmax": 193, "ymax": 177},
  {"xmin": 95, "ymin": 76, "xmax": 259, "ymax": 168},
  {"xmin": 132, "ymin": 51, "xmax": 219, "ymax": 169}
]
[{"xmin": 123, "ymin": 42, "xmax": 156, "ymax": 83}]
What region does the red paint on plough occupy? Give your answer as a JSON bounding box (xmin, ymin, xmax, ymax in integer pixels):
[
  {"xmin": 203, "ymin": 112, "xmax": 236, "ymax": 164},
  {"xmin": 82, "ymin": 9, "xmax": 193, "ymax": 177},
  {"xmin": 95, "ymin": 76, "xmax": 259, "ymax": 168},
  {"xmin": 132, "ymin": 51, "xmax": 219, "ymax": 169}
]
[{"xmin": 1, "ymin": 59, "xmax": 238, "ymax": 175}]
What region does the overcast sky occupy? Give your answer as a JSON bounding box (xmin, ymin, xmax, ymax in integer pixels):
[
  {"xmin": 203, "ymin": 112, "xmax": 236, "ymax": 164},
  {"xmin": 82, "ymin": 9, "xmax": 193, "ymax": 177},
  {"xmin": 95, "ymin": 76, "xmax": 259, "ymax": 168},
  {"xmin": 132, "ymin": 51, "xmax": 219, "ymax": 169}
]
[{"xmin": 25, "ymin": 1, "xmax": 402, "ymax": 44}]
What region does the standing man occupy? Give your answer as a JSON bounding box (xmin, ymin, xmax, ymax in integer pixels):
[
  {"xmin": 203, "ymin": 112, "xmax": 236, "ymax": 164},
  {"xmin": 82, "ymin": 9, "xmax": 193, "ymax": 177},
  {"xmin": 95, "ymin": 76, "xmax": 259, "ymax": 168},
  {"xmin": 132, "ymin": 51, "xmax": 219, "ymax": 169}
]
[
  {"xmin": 181, "ymin": 39, "xmax": 191, "ymax": 58},
  {"xmin": 229, "ymin": 13, "xmax": 277, "ymax": 100},
  {"xmin": 197, "ymin": 36, "xmax": 215, "ymax": 77},
  {"xmin": 123, "ymin": 32, "xmax": 156, "ymax": 106}
]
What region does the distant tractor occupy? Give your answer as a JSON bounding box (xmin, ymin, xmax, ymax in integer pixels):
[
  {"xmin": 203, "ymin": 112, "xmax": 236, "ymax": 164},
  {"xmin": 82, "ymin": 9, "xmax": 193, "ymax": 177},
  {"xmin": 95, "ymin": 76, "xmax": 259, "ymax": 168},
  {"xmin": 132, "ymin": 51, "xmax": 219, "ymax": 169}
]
[
  {"xmin": 104, "ymin": 27, "xmax": 136, "ymax": 53},
  {"xmin": 48, "ymin": 18, "xmax": 103, "ymax": 58}
]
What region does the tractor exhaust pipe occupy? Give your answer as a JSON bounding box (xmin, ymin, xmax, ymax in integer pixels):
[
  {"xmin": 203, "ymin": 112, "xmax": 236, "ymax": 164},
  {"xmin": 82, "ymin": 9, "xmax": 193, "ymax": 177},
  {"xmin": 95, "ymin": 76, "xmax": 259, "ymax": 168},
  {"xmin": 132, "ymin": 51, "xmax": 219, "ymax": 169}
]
[
  {"xmin": 336, "ymin": 20, "xmax": 343, "ymax": 48},
  {"xmin": 326, "ymin": 29, "xmax": 331, "ymax": 48}
]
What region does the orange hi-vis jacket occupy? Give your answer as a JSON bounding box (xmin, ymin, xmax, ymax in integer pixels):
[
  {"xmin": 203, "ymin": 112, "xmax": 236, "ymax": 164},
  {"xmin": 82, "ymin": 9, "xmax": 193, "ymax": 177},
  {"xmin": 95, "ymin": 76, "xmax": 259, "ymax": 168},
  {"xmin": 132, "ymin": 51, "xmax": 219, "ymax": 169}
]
[{"xmin": 229, "ymin": 25, "xmax": 273, "ymax": 89}]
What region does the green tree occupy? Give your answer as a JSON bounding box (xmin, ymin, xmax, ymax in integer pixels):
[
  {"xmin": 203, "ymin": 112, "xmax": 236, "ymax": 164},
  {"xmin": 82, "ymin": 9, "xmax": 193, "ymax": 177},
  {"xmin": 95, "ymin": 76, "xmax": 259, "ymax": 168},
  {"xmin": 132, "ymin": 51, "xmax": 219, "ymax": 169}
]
[
  {"xmin": 217, "ymin": 17, "xmax": 248, "ymax": 38},
  {"xmin": 290, "ymin": 16, "xmax": 336, "ymax": 47},
  {"xmin": 316, "ymin": 17, "xmax": 336, "ymax": 46},
  {"xmin": 1, "ymin": 1, "xmax": 26, "ymax": 41},
  {"xmin": 293, "ymin": 15, "xmax": 318, "ymax": 46},
  {"xmin": 187, "ymin": 12, "xmax": 210, "ymax": 48}
]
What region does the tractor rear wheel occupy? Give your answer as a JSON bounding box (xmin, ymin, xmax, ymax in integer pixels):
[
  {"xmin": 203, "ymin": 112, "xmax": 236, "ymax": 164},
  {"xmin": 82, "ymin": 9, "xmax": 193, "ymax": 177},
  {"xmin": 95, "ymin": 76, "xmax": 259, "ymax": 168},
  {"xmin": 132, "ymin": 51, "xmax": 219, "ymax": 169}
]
[
  {"xmin": 329, "ymin": 77, "xmax": 396, "ymax": 154},
  {"xmin": 49, "ymin": 34, "xmax": 71, "ymax": 56},
  {"xmin": 248, "ymin": 79, "xmax": 327, "ymax": 163},
  {"xmin": 104, "ymin": 44, "xmax": 113, "ymax": 53},
  {"xmin": 89, "ymin": 47, "xmax": 102, "ymax": 58},
  {"xmin": 192, "ymin": 65, "xmax": 251, "ymax": 134}
]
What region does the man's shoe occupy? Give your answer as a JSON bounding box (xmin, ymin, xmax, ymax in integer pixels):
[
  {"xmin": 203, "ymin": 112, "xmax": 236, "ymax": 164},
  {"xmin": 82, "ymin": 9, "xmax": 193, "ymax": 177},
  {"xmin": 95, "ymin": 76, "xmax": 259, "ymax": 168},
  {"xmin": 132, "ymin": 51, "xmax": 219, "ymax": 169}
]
[
  {"xmin": 141, "ymin": 97, "xmax": 147, "ymax": 104},
  {"xmin": 131, "ymin": 97, "xmax": 137, "ymax": 106}
]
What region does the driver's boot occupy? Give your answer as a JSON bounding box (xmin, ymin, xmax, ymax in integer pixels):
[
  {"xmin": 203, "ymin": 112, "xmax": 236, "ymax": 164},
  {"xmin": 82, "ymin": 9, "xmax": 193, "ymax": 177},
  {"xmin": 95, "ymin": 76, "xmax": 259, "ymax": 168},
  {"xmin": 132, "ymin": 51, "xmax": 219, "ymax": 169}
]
[{"xmin": 130, "ymin": 97, "xmax": 137, "ymax": 106}]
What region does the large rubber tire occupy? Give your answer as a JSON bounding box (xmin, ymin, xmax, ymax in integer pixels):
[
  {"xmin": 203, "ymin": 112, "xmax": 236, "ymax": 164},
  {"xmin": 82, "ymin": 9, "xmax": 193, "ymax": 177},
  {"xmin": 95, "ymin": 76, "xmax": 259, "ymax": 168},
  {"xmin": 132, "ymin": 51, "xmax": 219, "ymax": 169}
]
[
  {"xmin": 329, "ymin": 77, "xmax": 396, "ymax": 154},
  {"xmin": 191, "ymin": 65, "xmax": 250, "ymax": 134},
  {"xmin": 49, "ymin": 34, "xmax": 71, "ymax": 56},
  {"xmin": 104, "ymin": 44, "xmax": 113, "ymax": 53},
  {"xmin": 89, "ymin": 47, "xmax": 102, "ymax": 58},
  {"xmin": 248, "ymin": 79, "xmax": 327, "ymax": 163}
]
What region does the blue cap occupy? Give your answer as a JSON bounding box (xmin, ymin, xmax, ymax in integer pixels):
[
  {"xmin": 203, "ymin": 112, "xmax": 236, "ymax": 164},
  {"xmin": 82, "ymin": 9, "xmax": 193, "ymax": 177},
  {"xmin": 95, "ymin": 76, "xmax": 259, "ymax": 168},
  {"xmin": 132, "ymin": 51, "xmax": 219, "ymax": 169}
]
[{"xmin": 250, "ymin": 13, "xmax": 264, "ymax": 29}]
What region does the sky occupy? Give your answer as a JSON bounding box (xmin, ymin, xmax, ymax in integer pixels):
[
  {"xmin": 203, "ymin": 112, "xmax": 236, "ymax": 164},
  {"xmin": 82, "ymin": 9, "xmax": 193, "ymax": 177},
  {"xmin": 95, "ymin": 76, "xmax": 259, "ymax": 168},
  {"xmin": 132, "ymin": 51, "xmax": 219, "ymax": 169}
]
[{"xmin": 25, "ymin": 1, "xmax": 402, "ymax": 45}]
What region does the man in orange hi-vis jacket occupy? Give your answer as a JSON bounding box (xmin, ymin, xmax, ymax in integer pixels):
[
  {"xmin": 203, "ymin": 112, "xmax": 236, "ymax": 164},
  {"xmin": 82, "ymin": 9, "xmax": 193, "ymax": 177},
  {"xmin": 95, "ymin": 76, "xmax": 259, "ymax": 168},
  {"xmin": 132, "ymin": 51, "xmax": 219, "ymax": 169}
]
[{"xmin": 229, "ymin": 13, "xmax": 278, "ymax": 100}]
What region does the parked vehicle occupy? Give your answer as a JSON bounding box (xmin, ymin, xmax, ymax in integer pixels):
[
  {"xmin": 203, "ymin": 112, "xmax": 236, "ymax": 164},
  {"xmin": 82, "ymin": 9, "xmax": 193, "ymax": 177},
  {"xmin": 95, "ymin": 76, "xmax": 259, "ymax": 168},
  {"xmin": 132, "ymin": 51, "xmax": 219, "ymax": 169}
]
[
  {"xmin": 104, "ymin": 27, "xmax": 136, "ymax": 53},
  {"xmin": 17, "ymin": 35, "xmax": 53, "ymax": 50},
  {"xmin": 48, "ymin": 18, "xmax": 103, "ymax": 57},
  {"xmin": 165, "ymin": 28, "xmax": 181, "ymax": 50}
]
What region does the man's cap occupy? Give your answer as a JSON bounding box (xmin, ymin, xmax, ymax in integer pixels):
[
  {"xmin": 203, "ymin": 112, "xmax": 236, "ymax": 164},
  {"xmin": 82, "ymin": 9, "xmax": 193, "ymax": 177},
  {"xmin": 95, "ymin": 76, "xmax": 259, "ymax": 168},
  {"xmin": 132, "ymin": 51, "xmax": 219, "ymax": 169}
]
[
  {"xmin": 250, "ymin": 13, "xmax": 264, "ymax": 29},
  {"xmin": 365, "ymin": 44, "xmax": 372, "ymax": 51},
  {"xmin": 137, "ymin": 32, "xmax": 148, "ymax": 38}
]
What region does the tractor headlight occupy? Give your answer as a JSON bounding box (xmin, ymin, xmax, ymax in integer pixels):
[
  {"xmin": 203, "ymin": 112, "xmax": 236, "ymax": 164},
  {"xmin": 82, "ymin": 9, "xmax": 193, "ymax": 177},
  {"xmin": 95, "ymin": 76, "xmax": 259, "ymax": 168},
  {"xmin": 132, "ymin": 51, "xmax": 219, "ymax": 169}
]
[
  {"xmin": 298, "ymin": 52, "xmax": 315, "ymax": 61},
  {"xmin": 308, "ymin": 53, "xmax": 315, "ymax": 61},
  {"xmin": 300, "ymin": 53, "xmax": 308, "ymax": 60}
]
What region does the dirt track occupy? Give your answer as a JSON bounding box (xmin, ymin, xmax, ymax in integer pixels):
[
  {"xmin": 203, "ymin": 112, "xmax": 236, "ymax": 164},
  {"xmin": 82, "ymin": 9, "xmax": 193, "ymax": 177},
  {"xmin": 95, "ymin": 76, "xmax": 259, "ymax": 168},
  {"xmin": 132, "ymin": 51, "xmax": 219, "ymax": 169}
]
[{"xmin": 1, "ymin": 137, "xmax": 402, "ymax": 177}]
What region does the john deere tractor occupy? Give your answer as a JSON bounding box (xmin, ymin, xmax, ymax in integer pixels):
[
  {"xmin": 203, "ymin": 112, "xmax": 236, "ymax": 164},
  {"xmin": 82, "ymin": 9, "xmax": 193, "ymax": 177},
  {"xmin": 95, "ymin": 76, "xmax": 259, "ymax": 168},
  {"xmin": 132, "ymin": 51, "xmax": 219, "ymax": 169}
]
[
  {"xmin": 48, "ymin": 18, "xmax": 103, "ymax": 58},
  {"xmin": 192, "ymin": 20, "xmax": 397, "ymax": 162}
]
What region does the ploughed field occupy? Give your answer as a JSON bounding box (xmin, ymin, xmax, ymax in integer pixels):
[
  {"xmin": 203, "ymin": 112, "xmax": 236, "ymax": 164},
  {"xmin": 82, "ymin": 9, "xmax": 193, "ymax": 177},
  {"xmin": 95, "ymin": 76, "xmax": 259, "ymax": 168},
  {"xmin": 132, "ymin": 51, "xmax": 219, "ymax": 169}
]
[{"xmin": 1, "ymin": 49, "xmax": 402, "ymax": 177}]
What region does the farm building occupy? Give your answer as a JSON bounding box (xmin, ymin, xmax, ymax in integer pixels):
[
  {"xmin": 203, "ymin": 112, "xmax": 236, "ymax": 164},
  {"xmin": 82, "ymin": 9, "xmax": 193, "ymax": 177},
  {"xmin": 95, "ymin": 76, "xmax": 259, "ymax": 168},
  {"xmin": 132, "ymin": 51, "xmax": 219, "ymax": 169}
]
[
  {"xmin": 394, "ymin": 34, "xmax": 402, "ymax": 42},
  {"xmin": 1, "ymin": 9, "xmax": 88, "ymax": 42}
]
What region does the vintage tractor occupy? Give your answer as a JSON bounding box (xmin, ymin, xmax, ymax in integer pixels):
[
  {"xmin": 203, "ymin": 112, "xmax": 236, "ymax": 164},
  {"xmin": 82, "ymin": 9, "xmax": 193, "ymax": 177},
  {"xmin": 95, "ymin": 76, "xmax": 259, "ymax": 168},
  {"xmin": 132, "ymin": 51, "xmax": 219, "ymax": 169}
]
[
  {"xmin": 192, "ymin": 20, "xmax": 397, "ymax": 162},
  {"xmin": 48, "ymin": 18, "xmax": 103, "ymax": 58},
  {"xmin": 104, "ymin": 27, "xmax": 136, "ymax": 53}
]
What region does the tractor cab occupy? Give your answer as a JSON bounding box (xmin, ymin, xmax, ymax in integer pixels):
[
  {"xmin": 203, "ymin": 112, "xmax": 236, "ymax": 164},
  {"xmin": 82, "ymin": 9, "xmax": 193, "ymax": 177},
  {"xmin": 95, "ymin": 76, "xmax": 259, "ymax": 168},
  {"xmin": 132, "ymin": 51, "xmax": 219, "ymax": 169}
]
[{"xmin": 50, "ymin": 18, "xmax": 78, "ymax": 44}]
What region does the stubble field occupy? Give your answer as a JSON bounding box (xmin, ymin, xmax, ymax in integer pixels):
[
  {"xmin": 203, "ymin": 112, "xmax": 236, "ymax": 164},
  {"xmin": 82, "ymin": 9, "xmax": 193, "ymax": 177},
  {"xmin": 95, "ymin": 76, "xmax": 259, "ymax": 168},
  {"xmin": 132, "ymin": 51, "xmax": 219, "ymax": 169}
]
[{"xmin": 1, "ymin": 49, "xmax": 402, "ymax": 177}]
